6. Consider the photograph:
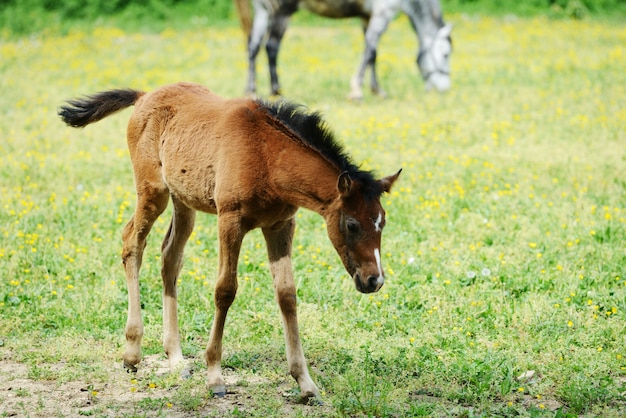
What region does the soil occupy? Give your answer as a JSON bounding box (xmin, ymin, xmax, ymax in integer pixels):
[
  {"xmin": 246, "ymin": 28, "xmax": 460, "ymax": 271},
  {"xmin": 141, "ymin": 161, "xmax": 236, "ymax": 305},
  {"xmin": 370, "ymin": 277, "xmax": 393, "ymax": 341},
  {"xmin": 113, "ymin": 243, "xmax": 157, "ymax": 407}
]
[{"xmin": 0, "ymin": 350, "xmax": 327, "ymax": 417}]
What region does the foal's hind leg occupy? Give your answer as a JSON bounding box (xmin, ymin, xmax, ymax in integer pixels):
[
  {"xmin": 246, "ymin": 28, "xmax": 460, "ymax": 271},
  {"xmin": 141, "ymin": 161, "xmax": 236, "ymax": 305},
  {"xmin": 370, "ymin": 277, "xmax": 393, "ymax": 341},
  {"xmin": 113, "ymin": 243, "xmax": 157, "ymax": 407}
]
[
  {"xmin": 161, "ymin": 198, "xmax": 196, "ymax": 375},
  {"xmin": 205, "ymin": 211, "xmax": 245, "ymax": 396},
  {"xmin": 122, "ymin": 186, "xmax": 169, "ymax": 372},
  {"xmin": 263, "ymin": 219, "xmax": 320, "ymax": 401}
]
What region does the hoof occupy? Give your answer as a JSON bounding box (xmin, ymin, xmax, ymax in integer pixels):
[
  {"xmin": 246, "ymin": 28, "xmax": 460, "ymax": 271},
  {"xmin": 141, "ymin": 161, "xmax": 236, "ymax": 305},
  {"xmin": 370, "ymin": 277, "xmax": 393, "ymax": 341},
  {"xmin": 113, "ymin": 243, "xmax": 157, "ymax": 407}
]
[
  {"xmin": 372, "ymin": 88, "xmax": 388, "ymax": 99},
  {"xmin": 346, "ymin": 92, "xmax": 363, "ymax": 101},
  {"xmin": 305, "ymin": 396, "xmax": 323, "ymax": 406},
  {"xmin": 123, "ymin": 361, "xmax": 138, "ymax": 373},
  {"xmin": 211, "ymin": 385, "xmax": 226, "ymax": 398},
  {"xmin": 298, "ymin": 391, "xmax": 322, "ymax": 405}
]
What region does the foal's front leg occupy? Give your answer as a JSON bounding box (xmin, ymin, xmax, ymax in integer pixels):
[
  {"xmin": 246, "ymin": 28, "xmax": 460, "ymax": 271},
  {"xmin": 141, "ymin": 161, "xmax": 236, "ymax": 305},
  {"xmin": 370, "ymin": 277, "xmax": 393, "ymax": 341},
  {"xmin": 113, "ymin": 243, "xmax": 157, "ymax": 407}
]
[
  {"xmin": 205, "ymin": 212, "xmax": 245, "ymax": 397},
  {"xmin": 263, "ymin": 219, "xmax": 320, "ymax": 401}
]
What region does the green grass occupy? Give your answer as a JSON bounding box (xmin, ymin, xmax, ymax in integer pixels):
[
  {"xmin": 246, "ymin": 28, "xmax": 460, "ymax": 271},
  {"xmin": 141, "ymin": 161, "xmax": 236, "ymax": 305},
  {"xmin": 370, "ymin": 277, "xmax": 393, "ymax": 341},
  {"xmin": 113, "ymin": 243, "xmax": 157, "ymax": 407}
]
[{"xmin": 1, "ymin": 13, "xmax": 625, "ymax": 417}]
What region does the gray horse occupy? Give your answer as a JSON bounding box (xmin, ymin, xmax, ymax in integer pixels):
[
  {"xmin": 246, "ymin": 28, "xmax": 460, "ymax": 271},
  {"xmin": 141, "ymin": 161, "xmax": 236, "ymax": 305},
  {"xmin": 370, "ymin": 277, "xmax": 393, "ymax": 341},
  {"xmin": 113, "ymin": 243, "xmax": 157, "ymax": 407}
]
[{"xmin": 235, "ymin": 0, "xmax": 452, "ymax": 99}]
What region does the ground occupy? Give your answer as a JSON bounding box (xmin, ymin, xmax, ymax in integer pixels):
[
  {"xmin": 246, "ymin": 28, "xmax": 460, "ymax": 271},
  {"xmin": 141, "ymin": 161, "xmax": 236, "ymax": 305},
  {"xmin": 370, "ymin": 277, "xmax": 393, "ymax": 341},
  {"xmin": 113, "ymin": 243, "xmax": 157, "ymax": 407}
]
[{"xmin": 0, "ymin": 349, "xmax": 330, "ymax": 417}]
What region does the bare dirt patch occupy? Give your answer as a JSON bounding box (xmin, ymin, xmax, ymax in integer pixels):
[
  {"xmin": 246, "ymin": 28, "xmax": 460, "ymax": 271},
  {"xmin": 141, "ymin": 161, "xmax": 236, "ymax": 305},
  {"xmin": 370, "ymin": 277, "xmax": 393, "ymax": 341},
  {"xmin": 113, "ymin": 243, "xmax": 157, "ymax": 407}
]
[
  {"xmin": 0, "ymin": 350, "xmax": 330, "ymax": 417},
  {"xmin": 1, "ymin": 353, "xmax": 173, "ymax": 417}
]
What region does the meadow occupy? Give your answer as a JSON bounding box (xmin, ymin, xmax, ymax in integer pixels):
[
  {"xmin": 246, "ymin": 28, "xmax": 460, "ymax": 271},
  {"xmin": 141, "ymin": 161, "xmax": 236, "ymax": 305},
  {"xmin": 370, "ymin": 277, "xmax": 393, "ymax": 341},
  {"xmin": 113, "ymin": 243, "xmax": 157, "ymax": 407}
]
[{"xmin": 1, "ymin": 12, "xmax": 625, "ymax": 417}]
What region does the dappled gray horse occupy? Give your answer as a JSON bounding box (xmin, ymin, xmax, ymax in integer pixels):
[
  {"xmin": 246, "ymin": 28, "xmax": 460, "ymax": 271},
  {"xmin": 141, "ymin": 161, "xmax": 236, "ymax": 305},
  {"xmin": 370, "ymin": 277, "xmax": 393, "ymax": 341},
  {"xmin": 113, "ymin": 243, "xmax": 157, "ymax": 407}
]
[{"xmin": 235, "ymin": 0, "xmax": 452, "ymax": 98}]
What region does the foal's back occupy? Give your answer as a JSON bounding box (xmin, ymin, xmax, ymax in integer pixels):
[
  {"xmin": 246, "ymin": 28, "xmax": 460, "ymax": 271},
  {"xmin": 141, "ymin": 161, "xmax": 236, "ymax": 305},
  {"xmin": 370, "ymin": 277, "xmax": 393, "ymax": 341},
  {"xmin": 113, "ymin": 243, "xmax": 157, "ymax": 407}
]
[{"xmin": 128, "ymin": 82, "xmax": 264, "ymax": 215}]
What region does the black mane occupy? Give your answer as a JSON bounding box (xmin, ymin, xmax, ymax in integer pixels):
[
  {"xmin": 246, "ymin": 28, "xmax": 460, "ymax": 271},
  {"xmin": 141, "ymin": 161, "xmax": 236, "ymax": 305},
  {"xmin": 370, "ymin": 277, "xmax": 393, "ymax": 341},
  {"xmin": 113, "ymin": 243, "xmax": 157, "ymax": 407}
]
[{"xmin": 257, "ymin": 99, "xmax": 383, "ymax": 200}]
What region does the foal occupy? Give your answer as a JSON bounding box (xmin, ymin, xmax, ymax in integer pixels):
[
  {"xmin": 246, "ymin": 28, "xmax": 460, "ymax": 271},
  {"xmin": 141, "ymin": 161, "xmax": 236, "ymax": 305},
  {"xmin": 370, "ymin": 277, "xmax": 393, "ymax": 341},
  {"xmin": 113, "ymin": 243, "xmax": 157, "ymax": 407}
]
[{"xmin": 59, "ymin": 82, "xmax": 400, "ymax": 400}]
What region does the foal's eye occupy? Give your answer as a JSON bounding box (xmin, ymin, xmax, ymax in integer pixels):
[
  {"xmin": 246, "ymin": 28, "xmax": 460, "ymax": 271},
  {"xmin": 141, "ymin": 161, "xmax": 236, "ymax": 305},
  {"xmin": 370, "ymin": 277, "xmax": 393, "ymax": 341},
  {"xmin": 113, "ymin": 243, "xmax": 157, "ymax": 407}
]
[{"xmin": 346, "ymin": 220, "xmax": 360, "ymax": 234}]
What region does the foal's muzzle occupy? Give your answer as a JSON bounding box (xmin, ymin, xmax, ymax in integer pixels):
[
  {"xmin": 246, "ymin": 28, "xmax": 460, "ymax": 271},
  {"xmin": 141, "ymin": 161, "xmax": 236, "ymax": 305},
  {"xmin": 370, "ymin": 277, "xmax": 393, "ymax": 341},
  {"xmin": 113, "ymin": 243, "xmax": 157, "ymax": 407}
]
[{"xmin": 354, "ymin": 272, "xmax": 384, "ymax": 294}]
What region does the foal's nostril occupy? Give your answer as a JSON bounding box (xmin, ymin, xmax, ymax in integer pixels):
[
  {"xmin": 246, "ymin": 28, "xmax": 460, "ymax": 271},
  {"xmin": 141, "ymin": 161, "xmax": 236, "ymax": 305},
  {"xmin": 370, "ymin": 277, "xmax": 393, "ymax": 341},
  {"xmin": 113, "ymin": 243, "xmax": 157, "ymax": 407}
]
[
  {"xmin": 354, "ymin": 273, "xmax": 383, "ymax": 293},
  {"xmin": 367, "ymin": 275, "xmax": 380, "ymax": 290}
]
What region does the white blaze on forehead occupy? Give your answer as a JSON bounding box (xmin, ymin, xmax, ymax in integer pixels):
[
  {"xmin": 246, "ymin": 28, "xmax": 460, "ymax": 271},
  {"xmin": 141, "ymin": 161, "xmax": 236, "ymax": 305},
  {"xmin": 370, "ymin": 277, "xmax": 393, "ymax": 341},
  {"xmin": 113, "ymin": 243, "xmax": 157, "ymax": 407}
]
[
  {"xmin": 373, "ymin": 248, "xmax": 384, "ymax": 282},
  {"xmin": 374, "ymin": 212, "xmax": 383, "ymax": 232}
]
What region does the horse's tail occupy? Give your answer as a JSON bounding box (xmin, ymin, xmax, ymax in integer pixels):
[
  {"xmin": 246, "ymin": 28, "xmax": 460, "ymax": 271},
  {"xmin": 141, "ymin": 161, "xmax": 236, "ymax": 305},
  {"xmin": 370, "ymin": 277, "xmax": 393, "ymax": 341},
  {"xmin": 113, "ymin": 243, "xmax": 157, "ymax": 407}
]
[
  {"xmin": 59, "ymin": 89, "xmax": 144, "ymax": 128},
  {"xmin": 234, "ymin": 0, "xmax": 253, "ymax": 38}
]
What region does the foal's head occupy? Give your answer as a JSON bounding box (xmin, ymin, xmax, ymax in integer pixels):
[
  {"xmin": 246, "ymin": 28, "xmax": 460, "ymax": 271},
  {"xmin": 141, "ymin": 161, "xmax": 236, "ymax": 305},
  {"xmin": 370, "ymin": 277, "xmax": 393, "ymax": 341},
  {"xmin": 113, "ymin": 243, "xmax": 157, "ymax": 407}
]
[{"xmin": 325, "ymin": 170, "xmax": 401, "ymax": 294}]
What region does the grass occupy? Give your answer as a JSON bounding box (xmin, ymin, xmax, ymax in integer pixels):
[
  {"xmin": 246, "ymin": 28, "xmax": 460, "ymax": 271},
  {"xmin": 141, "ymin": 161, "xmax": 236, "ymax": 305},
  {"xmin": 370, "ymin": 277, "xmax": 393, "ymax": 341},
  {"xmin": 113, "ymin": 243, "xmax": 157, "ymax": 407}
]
[{"xmin": 1, "ymin": 12, "xmax": 625, "ymax": 417}]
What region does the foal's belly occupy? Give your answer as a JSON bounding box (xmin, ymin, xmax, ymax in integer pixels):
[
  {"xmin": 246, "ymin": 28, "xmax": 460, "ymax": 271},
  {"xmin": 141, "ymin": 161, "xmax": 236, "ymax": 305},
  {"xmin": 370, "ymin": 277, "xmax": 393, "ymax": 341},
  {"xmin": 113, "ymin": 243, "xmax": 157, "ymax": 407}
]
[{"xmin": 161, "ymin": 161, "xmax": 218, "ymax": 214}]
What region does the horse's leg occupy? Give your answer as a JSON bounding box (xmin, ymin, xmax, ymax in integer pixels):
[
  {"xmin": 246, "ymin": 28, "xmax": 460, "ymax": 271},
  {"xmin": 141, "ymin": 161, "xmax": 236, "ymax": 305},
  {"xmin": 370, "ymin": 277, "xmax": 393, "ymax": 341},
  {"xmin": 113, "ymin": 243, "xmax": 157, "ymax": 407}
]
[
  {"xmin": 262, "ymin": 219, "xmax": 319, "ymax": 400},
  {"xmin": 369, "ymin": 48, "xmax": 386, "ymax": 98},
  {"xmin": 348, "ymin": 20, "xmax": 370, "ymax": 101},
  {"xmin": 348, "ymin": 14, "xmax": 391, "ymax": 100},
  {"xmin": 266, "ymin": 15, "xmax": 290, "ymax": 96},
  {"xmin": 205, "ymin": 211, "xmax": 245, "ymax": 397},
  {"xmin": 161, "ymin": 198, "xmax": 196, "ymax": 375},
  {"xmin": 246, "ymin": 4, "xmax": 271, "ymax": 96},
  {"xmin": 122, "ymin": 184, "xmax": 169, "ymax": 372}
]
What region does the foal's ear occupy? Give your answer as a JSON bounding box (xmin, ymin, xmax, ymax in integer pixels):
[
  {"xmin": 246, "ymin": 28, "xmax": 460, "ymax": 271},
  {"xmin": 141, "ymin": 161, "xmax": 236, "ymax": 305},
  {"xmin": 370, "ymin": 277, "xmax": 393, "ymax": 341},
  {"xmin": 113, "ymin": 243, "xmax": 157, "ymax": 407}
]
[
  {"xmin": 379, "ymin": 169, "xmax": 402, "ymax": 193},
  {"xmin": 337, "ymin": 171, "xmax": 352, "ymax": 197}
]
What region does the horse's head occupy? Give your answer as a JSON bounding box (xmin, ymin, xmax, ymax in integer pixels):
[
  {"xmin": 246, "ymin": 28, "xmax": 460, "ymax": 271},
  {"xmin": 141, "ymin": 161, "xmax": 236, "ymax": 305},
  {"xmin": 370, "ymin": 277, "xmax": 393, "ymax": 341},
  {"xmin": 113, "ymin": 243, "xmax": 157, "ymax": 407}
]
[
  {"xmin": 417, "ymin": 23, "xmax": 452, "ymax": 92},
  {"xmin": 325, "ymin": 170, "xmax": 401, "ymax": 294}
]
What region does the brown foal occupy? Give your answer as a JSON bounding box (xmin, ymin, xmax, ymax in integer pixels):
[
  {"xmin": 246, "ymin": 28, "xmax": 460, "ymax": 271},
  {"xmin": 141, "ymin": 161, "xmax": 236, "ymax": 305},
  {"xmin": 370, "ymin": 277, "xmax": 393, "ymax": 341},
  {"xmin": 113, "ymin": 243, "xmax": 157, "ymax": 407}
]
[{"xmin": 59, "ymin": 82, "xmax": 400, "ymax": 400}]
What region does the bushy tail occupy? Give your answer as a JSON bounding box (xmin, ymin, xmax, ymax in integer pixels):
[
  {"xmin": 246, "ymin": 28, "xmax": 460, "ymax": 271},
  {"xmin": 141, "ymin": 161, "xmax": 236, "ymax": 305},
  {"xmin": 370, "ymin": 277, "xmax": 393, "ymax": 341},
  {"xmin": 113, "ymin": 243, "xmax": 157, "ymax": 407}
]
[
  {"xmin": 234, "ymin": 0, "xmax": 253, "ymax": 38},
  {"xmin": 59, "ymin": 89, "xmax": 143, "ymax": 128}
]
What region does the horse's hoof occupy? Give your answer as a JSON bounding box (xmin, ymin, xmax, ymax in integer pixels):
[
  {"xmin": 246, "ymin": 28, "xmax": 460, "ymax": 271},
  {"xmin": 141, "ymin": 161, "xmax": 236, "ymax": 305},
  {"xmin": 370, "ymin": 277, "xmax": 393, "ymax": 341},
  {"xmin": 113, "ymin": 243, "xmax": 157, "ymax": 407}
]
[
  {"xmin": 211, "ymin": 385, "xmax": 226, "ymax": 398},
  {"xmin": 346, "ymin": 91, "xmax": 364, "ymax": 101},
  {"xmin": 123, "ymin": 361, "xmax": 138, "ymax": 373},
  {"xmin": 371, "ymin": 88, "xmax": 388, "ymax": 99}
]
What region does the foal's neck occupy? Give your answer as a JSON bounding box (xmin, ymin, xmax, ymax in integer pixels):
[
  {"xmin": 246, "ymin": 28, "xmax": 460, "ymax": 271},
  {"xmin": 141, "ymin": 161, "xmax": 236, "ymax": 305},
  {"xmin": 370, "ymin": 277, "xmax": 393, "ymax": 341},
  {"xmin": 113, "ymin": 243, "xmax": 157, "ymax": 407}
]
[{"xmin": 269, "ymin": 150, "xmax": 341, "ymax": 217}]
